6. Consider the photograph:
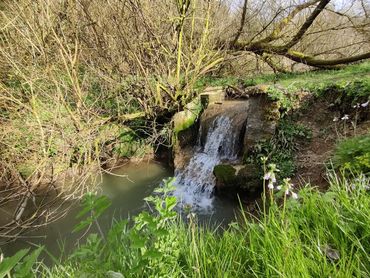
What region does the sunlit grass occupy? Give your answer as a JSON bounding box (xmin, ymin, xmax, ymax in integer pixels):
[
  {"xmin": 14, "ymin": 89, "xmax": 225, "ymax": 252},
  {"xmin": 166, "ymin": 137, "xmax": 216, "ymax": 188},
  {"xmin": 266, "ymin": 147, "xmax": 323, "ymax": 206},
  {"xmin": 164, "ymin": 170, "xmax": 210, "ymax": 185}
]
[
  {"xmin": 198, "ymin": 61, "xmax": 370, "ymax": 92},
  {"xmin": 43, "ymin": 172, "xmax": 370, "ymax": 277}
]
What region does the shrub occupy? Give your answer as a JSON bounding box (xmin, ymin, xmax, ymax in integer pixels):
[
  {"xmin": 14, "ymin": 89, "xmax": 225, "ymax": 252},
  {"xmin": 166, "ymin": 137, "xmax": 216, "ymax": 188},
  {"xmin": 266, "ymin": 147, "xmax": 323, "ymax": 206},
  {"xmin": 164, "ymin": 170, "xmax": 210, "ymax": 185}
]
[
  {"xmin": 333, "ymin": 134, "xmax": 370, "ymax": 175},
  {"xmin": 42, "ymin": 173, "xmax": 370, "ymax": 277},
  {"xmin": 247, "ymin": 119, "xmax": 312, "ymax": 179}
]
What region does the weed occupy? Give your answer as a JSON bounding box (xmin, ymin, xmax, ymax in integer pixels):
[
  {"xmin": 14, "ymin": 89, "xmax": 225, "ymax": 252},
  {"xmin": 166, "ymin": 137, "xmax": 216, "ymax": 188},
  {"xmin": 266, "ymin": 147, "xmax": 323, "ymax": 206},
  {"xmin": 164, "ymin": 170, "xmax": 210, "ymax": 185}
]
[
  {"xmin": 247, "ymin": 119, "xmax": 312, "ymax": 179},
  {"xmin": 333, "ymin": 134, "xmax": 370, "ymax": 175},
  {"xmin": 36, "ymin": 172, "xmax": 370, "ymax": 277}
]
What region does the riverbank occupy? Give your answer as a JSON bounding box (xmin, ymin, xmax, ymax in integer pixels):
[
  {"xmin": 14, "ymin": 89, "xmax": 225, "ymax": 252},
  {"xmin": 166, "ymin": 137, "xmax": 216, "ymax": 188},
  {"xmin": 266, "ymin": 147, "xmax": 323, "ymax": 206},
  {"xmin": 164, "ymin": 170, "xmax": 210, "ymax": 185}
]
[
  {"xmin": 1, "ymin": 62, "xmax": 370, "ymax": 277},
  {"xmin": 38, "ymin": 172, "xmax": 370, "ymax": 277}
]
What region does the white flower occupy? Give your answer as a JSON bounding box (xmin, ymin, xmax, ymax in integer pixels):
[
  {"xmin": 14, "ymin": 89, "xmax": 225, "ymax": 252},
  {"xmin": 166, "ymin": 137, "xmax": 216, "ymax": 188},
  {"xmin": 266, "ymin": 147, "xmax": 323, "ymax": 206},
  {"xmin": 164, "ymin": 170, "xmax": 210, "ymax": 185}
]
[
  {"xmin": 361, "ymin": 101, "xmax": 369, "ymax": 108},
  {"xmin": 291, "ymin": 192, "xmax": 298, "ymax": 199},
  {"xmin": 271, "ymin": 175, "xmax": 276, "ymax": 183},
  {"xmin": 268, "ymin": 182, "xmax": 274, "ymax": 190},
  {"xmin": 264, "ymin": 173, "xmax": 271, "ymax": 180},
  {"xmin": 278, "ymin": 178, "xmax": 298, "ymax": 199},
  {"xmin": 341, "ymin": 114, "xmax": 349, "ymax": 120},
  {"xmin": 260, "ymin": 156, "xmax": 268, "ymax": 163},
  {"xmin": 333, "ymin": 117, "xmax": 339, "ymax": 122}
]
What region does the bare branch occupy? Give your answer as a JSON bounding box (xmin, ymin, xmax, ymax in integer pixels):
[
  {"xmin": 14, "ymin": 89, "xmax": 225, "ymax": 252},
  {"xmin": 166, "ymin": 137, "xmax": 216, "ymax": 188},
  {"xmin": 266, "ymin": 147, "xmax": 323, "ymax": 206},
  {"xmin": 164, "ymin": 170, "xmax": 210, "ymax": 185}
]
[
  {"xmin": 285, "ymin": 50, "xmax": 370, "ymax": 67},
  {"xmin": 283, "ymin": 0, "xmax": 331, "ymax": 49},
  {"xmin": 231, "ymin": 0, "xmax": 248, "ymax": 47}
]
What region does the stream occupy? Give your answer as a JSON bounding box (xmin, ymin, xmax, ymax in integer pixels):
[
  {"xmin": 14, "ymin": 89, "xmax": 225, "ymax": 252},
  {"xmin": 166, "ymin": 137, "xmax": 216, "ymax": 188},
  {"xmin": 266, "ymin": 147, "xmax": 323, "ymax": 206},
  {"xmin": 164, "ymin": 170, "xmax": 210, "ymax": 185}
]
[{"xmin": 1, "ymin": 161, "xmax": 239, "ymax": 264}]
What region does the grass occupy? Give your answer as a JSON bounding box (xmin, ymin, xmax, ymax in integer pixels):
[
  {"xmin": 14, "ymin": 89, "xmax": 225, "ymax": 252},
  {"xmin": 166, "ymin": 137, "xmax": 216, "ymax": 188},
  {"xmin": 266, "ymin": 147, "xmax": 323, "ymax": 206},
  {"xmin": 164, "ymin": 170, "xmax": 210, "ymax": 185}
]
[
  {"xmin": 250, "ymin": 61, "xmax": 370, "ymax": 89},
  {"xmin": 333, "ymin": 134, "xmax": 370, "ymax": 175},
  {"xmin": 24, "ymin": 171, "xmax": 368, "ymax": 277},
  {"xmin": 197, "ymin": 61, "xmax": 370, "ymax": 93}
]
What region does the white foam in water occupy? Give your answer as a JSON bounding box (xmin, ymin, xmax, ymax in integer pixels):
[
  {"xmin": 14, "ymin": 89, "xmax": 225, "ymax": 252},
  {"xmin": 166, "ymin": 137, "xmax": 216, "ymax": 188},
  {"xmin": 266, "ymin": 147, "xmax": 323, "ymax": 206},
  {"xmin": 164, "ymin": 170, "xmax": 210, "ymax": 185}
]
[{"xmin": 174, "ymin": 116, "xmax": 237, "ymax": 212}]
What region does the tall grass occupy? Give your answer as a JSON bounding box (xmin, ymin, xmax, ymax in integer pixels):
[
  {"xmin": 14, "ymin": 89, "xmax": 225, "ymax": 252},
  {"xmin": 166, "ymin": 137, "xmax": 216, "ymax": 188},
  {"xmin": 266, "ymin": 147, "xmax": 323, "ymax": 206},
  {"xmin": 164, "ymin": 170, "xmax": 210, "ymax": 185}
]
[{"xmin": 40, "ymin": 172, "xmax": 370, "ymax": 277}]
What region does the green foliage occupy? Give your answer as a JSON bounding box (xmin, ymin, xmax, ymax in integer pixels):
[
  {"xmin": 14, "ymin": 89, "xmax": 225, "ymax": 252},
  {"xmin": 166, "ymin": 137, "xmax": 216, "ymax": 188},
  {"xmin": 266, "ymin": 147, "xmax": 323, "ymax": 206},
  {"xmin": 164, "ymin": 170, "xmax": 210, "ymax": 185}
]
[
  {"xmin": 114, "ymin": 128, "xmax": 147, "ymax": 158},
  {"xmin": 312, "ymin": 80, "xmax": 370, "ymax": 112},
  {"xmin": 73, "ymin": 193, "xmax": 112, "ymax": 233},
  {"xmin": 85, "ymin": 78, "xmax": 146, "ymax": 118},
  {"xmin": 0, "ymin": 247, "xmax": 43, "ymax": 278},
  {"xmin": 247, "ymin": 119, "xmax": 312, "ymax": 179},
  {"xmin": 266, "ymin": 86, "xmax": 297, "ymax": 112},
  {"xmin": 50, "ymin": 178, "xmax": 181, "ymax": 277},
  {"xmin": 254, "ymin": 61, "xmax": 370, "ymax": 91},
  {"xmin": 242, "ymin": 78, "xmax": 257, "ymax": 87},
  {"xmin": 43, "ymin": 173, "xmax": 370, "ymax": 277},
  {"xmin": 333, "ymin": 134, "xmax": 370, "ymax": 175}
]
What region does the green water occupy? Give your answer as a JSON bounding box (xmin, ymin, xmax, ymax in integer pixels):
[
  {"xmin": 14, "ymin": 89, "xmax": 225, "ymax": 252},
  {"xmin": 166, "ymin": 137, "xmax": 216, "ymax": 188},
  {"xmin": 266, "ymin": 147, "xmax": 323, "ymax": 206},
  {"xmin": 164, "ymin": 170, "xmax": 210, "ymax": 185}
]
[
  {"xmin": 1, "ymin": 161, "xmax": 239, "ymax": 264},
  {"xmin": 1, "ymin": 162, "xmax": 171, "ymax": 263}
]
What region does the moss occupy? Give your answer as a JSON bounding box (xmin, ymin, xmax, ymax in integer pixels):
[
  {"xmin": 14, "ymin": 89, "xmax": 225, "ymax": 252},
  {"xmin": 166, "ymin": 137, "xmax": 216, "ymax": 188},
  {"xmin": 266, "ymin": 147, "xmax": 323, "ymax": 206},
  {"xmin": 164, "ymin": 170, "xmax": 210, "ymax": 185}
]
[
  {"xmin": 173, "ymin": 98, "xmax": 202, "ymax": 134},
  {"xmin": 264, "ymin": 101, "xmax": 281, "ymax": 121},
  {"xmin": 213, "ymin": 164, "xmax": 237, "ymax": 184},
  {"xmin": 287, "ymin": 50, "xmax": 311, "ymax": 59}
]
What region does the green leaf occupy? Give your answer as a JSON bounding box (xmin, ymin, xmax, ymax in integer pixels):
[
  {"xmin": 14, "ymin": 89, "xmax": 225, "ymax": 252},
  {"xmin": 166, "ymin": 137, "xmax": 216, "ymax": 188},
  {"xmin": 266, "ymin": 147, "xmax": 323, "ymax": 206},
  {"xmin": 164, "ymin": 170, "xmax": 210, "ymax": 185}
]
[
  {"xmin": 129, "ymin": 232, "xmax": 146, "ymax": 249},
  {"xmin": 165, "ymin": 196, "xmax": 177, "ymax": 211},
  {"xmin": 73, "ymin": 217, "xmax": 94, "ymax": 233},
  {"xmin": 144, "ymin": 249, "xmax": 162, "ymax": 260},
  {"xmin": 0, "ymin": 249, "xmax": 29, "ymax": 278},
  {"xmin": 74, "ymin": 194, "xmax": 111, "ymax": 233},
  {"xmin": 14, "ymin": 246, "xmax": 43, "ymax": 278}
]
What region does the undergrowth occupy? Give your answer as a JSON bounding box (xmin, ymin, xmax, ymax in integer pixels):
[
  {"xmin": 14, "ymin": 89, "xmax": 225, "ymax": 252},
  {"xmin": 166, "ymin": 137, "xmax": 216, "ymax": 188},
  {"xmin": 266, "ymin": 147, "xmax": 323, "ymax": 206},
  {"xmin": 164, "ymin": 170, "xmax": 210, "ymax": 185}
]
[
  {"xmin": 334, "ymin": 134, "xmax": 370, "ymax": 175},
  {"xmin": 15, "ymin": 173, "xmax": 365, "ymax": 277},
  {"xmin": 246, "ymin": 119, "xmax": 312, "ymax": 179}
]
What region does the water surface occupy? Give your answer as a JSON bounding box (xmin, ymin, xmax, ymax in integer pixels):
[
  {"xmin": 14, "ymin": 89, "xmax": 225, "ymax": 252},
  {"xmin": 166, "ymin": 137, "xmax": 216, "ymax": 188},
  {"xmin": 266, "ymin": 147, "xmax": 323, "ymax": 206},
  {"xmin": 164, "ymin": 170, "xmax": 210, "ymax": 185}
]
[
  {"xmin": 1, "ymin": 160, "xmax": 240, "ymax": 265},
  {"xmin": 1, "ymin": 161, "xmax": 171, "ymax": 263}
]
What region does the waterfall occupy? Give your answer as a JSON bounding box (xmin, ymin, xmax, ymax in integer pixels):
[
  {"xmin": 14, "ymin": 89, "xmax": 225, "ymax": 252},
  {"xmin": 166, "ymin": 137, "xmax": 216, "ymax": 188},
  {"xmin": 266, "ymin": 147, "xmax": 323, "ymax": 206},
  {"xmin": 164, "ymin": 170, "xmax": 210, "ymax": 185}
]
[{"xmin": 174, "ymin": 116, "xmax": 237, "ymax": 211}]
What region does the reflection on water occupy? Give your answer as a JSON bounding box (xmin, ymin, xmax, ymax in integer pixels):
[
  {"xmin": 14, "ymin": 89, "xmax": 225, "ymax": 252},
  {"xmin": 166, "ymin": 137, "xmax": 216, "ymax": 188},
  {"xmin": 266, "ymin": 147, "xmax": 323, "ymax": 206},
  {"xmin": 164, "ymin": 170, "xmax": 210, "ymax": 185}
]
[
  {"xmin": 1, "ymin": 161, "xmax": 241, "ymax": 265},
  {"xmin": 1, "ymin": 161, "xmax": 171, "ymax": 264}
]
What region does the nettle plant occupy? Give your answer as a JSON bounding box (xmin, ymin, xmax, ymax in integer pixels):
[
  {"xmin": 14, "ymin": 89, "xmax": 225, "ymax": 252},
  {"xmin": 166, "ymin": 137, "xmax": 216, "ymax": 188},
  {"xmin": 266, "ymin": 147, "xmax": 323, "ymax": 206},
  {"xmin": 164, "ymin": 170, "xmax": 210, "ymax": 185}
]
[{"xmin": 70, "ymin": 178, "xmax": 181, "ymax": 277}]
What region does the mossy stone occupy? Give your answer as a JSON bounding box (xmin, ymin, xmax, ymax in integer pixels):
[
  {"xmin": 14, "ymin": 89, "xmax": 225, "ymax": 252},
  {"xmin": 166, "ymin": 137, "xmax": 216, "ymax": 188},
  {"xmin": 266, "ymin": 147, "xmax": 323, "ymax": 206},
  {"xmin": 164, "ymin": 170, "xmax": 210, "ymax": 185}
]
[{"xmin": 213, "ymin": 164, "xmax": 237, "ymax": 186}]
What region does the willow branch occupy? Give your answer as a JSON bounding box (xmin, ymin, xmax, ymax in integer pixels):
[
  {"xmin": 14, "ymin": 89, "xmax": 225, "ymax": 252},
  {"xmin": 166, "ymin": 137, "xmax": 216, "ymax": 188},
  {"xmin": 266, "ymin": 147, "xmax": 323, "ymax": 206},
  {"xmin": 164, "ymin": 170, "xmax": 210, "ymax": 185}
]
[
  {"xmin": 231, "ymin": 0, "xmax": 248, "ymax": 47},
  {"xmin": 285, "ymin": 50, "xmax": 370, "ymax": 67},
  {"xmin": 283, "ymin": 0, "xmax": 331, "ymax": 49},
  {"xmin": 252, "ymin": 0, "xmax": 321, "ymax": 46}
]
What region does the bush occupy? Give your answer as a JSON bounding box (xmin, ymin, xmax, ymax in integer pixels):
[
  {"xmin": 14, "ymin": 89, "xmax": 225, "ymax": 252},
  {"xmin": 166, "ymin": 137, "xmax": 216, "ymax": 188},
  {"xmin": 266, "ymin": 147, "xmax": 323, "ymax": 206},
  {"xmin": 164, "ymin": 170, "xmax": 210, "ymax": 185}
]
[
  {"xmin": 333, "ymin": 134, "xmax": 370, "ymax": 175},
  {"xmin": 3, "ymin": 173, "xmax": 369, "ymax": 277},
  {"xmin": 40, "ymin": 173, "xmax": 370, "ymax": 277},
  {"xmin": 247, "ymin": 119, "xmax": 312, "ymax": 179}
]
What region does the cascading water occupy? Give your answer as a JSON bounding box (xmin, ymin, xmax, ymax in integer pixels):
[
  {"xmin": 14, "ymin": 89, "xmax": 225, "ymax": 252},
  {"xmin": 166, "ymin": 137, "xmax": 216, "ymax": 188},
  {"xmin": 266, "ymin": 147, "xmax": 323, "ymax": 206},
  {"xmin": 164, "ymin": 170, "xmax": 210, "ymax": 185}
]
[{"xmin": 174, "ymin": 115, "xmax": 238, "ymax": 211}]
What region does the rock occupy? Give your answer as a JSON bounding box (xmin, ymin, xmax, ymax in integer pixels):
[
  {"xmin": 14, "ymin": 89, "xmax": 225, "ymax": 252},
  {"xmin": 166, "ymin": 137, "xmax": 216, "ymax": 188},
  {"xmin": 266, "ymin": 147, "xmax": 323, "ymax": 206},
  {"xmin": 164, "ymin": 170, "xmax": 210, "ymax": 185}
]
[
  {"xmin": 173, "ymin": 98, "xmax": 202, "ymax": 134},
  {"xmin": 200, "ymin": 86, "xmax": 225, "ymax": 106},
  {"xmin": 226, "ymin": 84, "xmax": 268, "ymax": 99},
  {"xmin": 243, "ymin": 94, "xmax": 279, "ymax": 154},
  {"xmin": 172, "ymin": 98, "xmax": 203, "ymax": 170},
  {"xmin": 173, "ymin": 86, "xmax": 279, "ymax": 197},
  {"xmin": 213, "ymin": 164, "xmax": 237, "ymax": 187},
  {"xmin": 237, "ymin": 164, "xmax": 262, "ymax": 194},
  {"xmin": 214, "ymin": 164, "xmax": 262, "ymax": 199}
]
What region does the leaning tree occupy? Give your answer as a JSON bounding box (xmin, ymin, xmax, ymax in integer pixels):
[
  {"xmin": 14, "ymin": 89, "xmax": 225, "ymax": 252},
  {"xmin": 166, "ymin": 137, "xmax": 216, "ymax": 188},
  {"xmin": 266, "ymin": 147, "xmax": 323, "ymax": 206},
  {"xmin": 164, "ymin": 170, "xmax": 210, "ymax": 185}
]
[{"xmin": 219, "ymin": 0, "xmax": 370, "ymax": 70}]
